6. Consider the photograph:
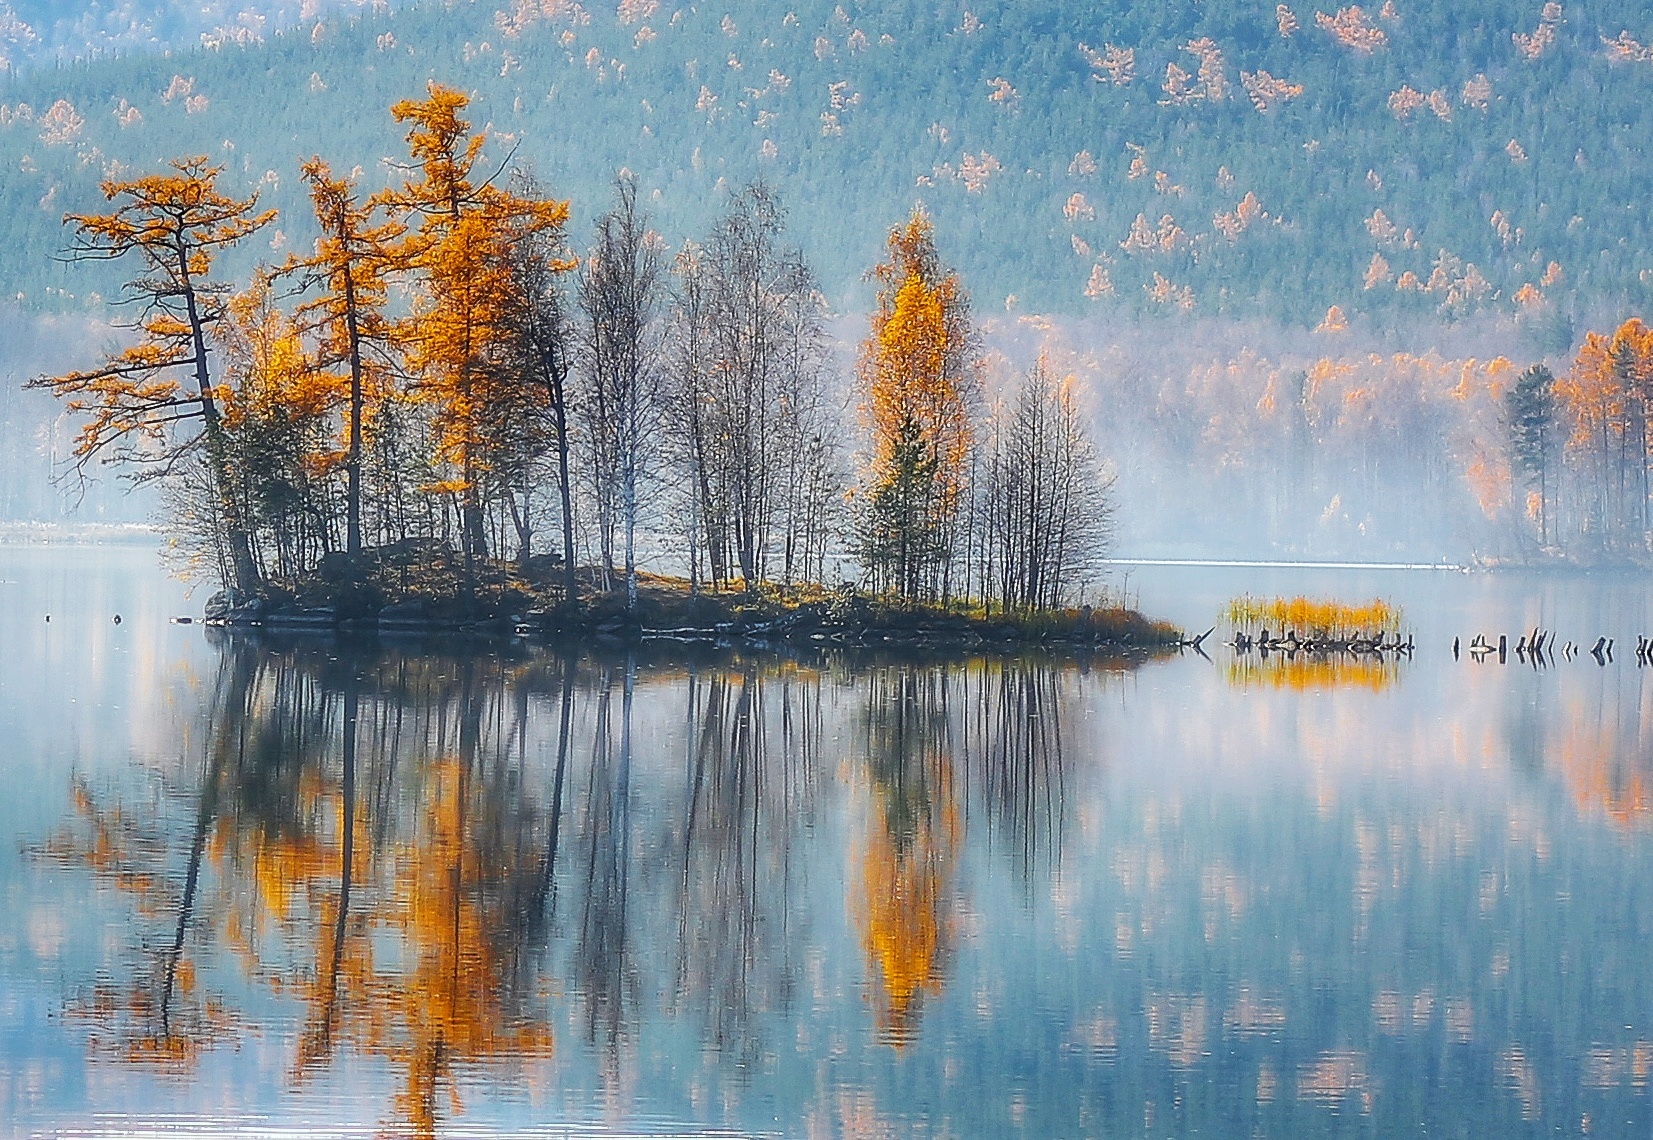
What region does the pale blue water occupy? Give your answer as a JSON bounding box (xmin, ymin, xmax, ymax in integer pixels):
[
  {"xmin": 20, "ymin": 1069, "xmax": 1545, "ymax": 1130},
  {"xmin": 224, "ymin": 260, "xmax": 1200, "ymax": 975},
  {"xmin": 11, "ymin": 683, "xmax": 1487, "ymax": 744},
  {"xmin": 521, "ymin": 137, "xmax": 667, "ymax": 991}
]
[{"xmin": 3, "ymin": 545, "xmax": 1652, "ymax": 1138}]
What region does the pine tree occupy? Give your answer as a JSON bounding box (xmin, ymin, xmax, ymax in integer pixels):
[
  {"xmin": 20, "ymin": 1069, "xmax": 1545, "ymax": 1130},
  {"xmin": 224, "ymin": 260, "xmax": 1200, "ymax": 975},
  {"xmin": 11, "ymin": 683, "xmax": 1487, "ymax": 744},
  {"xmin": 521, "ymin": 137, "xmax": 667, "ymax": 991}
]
[{"xmin": 1505, "ymin": 363, "xmax": 1557, "ymax": 546}]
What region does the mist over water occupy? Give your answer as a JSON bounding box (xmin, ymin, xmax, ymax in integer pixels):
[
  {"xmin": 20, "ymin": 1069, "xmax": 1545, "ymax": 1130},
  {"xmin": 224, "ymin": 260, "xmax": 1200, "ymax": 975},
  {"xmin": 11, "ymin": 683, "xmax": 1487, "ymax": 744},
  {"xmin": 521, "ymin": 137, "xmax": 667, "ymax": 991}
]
[
  {"xmin": 3, "ymin": 545, "xmax": 1653, "ymax": 1136},
  {"xmin": 1, "ymin": 305, "xmax": 1556, "ymax": 566}
]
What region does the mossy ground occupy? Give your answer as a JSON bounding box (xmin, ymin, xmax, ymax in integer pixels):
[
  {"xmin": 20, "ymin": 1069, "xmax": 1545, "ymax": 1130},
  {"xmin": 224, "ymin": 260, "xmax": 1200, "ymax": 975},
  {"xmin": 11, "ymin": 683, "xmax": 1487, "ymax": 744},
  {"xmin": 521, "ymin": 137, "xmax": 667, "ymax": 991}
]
[{"xmin": 223, "ymin": 553, "xmax": 1180, "ymax": 649}]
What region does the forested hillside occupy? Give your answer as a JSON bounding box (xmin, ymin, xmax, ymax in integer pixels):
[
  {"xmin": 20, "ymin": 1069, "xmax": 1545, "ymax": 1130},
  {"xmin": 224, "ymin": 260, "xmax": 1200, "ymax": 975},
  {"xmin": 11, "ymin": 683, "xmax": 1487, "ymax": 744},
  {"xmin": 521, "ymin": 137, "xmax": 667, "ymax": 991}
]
[
  {"xmin": 0, "ymin": 1, "xmax": 397, "ymax": 69},
  {"xmin": 1, "ymin": 0, "xmax": 1651, "ymax": 334}
]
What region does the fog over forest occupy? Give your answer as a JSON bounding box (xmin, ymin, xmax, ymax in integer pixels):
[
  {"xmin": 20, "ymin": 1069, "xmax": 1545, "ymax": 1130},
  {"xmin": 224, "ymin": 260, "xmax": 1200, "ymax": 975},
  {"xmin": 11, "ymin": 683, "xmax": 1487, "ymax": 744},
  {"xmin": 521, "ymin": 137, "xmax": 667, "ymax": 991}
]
[
  {"xmin": 0, "ymin": 299, "xmax": 1559, "ymax": 564},
  {"xmin": 7, "ymin": 0, "xmax": 1653, "ymax": 570}
]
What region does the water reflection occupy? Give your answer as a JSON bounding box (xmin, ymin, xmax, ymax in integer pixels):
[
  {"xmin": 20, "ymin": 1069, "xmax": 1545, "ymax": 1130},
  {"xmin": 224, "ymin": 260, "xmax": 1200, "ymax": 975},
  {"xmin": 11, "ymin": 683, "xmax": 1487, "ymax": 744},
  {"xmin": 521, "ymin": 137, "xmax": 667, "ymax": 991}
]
[
  {"xmin": 33, "ymin": 639, "xmax": 1109, "ymax": 1132},
  {"xmin": 1224, "ymin": 652, "xmax": 1403, "ymax": 691},
  {"xmin": 1555, "ymin": 673, "xmax": 1653, "ymax": 830},
  {"xmin": 857, "ymin": 667, "xmax": 960, "ymax": 1045},
  {"xmin": 671, "ymin": 663, "xmax": 818, "ymax": 1060},
  {"xmin": 42, "ymin": 646, "xmax": 565, "ymax": 1132},
  {"xmin": 20, "ymin": 580, "xmax": 1653, "ymax": 1137}
]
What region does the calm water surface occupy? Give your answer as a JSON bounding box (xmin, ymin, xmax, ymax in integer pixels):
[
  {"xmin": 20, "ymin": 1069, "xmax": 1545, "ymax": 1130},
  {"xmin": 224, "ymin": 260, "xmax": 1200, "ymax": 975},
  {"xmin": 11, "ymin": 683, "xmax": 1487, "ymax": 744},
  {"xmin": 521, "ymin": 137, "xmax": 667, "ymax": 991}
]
[{"xmin": 3, "ymin": 546, "xmax": 1653, "ymax": 1138}]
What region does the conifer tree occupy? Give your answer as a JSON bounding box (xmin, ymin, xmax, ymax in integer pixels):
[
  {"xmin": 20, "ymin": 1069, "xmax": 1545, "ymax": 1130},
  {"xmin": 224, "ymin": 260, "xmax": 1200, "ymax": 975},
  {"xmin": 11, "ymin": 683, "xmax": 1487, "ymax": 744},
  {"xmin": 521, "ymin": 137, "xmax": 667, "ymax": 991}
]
[
  {"xmin": 375, "ymin": 83, "xmax": 569, "ymax": 578},
  {"xmin": 1505, "ymin": 363, "xmax": 1557, "ymax": 546},
  {"xmin": 275, "ymin": 158, "xmax": 405, "ymax": 563},
  {"xmin": 855, "ymin": 210, "xmax": 978, "ymax": 601},
  {"xmin": 27, "ymin": 156, "xmax": 275, "ymax": 593}
]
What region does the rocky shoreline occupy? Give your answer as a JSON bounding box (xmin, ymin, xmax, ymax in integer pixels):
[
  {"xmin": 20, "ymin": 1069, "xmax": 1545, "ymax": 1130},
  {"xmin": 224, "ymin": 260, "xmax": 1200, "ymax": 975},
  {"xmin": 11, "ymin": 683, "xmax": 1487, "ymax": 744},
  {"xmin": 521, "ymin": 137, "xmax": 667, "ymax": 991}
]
[{"xmin": 202, "ymin": 579, "xmax": 1182, "ymax": 652}]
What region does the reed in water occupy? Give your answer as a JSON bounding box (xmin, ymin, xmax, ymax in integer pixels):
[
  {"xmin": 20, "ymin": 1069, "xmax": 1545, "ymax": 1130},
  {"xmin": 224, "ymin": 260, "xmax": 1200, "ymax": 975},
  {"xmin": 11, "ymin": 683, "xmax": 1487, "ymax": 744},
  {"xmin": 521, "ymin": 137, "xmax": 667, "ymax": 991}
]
[{"xmin": 1224, "ymin": 595, "xmax": 1403, "ymax": 641}]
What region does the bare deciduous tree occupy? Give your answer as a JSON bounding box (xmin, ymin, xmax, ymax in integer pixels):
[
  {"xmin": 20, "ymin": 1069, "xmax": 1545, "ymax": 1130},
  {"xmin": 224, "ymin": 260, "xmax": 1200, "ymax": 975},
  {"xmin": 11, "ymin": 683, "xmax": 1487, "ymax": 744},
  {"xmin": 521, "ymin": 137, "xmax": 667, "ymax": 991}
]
[
  {"xmin": 578, "ymin": 176, "xmax": 663, "ymax": 609},
  {"xmin": 671, "ymin": 183, "xmax": 840, "ymax": 591},
  {"xmin": 973, "ymin": 359, "xmax": 1113, "ymax": 611}
]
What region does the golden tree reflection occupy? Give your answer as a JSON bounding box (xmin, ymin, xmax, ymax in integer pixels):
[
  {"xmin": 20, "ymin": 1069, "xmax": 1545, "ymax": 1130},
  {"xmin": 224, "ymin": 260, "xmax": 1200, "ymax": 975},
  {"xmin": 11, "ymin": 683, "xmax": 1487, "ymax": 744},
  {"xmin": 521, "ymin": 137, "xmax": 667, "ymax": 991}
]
[
  {"xmin": 850, "ymin": 656, "xmax": 1097, "ymax": 1045},
  {"xmin": 1225, "ymin": 654, "xmax": 1402, "ymax": 691},
  {"xmin": 1555, "ymin": 692, "xmax": 1653, "ymax": 830},
  {"xmin": 42, "ymin": 642, "xmax": 562, "ymax": 1135},
  {"xmin": 38, "ymin": 642, "xmax": 1103, "ymax": 1123},
  {"xmin": 855, "ymin": 666, "xmax": 961, "ymax": 1045}
]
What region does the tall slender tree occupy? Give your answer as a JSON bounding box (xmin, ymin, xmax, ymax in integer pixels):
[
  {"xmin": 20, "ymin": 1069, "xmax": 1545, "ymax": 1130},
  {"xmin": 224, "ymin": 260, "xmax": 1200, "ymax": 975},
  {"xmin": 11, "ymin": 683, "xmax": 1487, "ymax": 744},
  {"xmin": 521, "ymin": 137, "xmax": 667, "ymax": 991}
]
[
  {"xmin": 28, "ymin": 156, "xmax": 275, "ymax": 593},
  {"xmin": 498, "ymin": 171, "xmax": 581, "ymax": 595},
  {"xmin": 1505, "ymin": 363, "xmax": 1557, "ymax": 546},
  {"xmin": 275, "ymin": 158, "xmax": 404, "ymax": 563},
  {"xmin": 855, "ymin": 209, "xmax": 978, "ymax": 601},
  {"xmin": 578, "ymin": 176, "xmax": 662, "ymax": 610}
]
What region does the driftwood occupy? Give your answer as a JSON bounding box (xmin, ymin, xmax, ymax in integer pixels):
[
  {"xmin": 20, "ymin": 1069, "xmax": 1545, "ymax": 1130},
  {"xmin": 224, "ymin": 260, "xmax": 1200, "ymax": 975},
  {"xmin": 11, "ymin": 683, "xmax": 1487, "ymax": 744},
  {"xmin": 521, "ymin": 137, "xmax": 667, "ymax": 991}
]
[
  {"xmin": 1229, "ymin": 627, "xmax": 1413, "ymax": 658},
  {"xmin": 1457, "ymin": 628, "xmax": 1625, "ymax": 667}
]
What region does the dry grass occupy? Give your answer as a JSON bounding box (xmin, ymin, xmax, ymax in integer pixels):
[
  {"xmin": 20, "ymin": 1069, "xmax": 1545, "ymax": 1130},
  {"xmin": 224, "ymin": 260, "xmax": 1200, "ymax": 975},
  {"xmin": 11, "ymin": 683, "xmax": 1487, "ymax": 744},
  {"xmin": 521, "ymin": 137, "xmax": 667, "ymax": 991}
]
[{"xmin": 1224, "ymin": 594, "xmax": 1403, "ymax": 639}]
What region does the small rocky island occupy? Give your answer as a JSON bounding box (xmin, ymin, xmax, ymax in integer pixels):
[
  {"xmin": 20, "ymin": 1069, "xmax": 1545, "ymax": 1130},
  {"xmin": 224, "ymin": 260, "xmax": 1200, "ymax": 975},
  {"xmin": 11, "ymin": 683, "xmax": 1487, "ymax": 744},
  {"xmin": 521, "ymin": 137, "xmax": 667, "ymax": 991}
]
[{"xmin": 204, "ymin": 550, "xmax": 1178, "ymax": 651}]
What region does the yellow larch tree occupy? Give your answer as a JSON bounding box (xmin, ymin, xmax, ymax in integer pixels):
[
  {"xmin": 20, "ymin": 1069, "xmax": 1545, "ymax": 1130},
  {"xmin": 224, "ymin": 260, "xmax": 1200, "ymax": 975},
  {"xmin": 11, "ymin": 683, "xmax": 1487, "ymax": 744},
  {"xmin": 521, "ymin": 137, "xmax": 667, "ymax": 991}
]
[
  {"xmin": 213, "ymin": 281, "xmax": 339, "ymax": 580},
  {"xmin": 374, "ymin": 83, "xmax": 571, "ymax": 576},
  {"xmin": 26, "ymin": 156, "xmax": 275, "ymax": 593},
  {"xmin": 276, "ymin": 158, "xmax": 406, "ymax": 562},
  {"xmin": 1558, "ymin": 318, "xmax": 1653, "ymax": 543},
  {"xmin": 855, "ymin": 209, "xmax": 978, "ymax": 601}
]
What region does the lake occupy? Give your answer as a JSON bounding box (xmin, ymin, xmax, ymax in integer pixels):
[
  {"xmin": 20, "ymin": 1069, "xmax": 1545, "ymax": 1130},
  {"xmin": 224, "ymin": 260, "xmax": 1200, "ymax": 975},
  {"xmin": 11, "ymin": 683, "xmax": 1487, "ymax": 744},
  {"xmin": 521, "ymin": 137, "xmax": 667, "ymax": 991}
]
[{"xmin": 3, "ymin": 544, "xmax": 1652, "ymax": 1138}]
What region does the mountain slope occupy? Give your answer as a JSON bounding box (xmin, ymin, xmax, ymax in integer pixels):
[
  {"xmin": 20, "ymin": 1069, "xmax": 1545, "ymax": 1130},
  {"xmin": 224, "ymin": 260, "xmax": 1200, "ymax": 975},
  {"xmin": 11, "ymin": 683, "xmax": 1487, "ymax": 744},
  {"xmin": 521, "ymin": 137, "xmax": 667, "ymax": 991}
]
[{"xmin": 0, "ymin": 0, "xmax": 1650, "ymax": 338}]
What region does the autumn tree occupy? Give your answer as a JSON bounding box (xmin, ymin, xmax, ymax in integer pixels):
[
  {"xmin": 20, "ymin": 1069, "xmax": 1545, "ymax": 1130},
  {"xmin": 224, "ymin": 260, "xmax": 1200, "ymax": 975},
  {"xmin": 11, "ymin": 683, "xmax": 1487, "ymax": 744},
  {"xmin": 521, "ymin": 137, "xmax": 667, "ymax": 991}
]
[
  {"xmin": 212, "ymin": 281, "xmax": 337, "ymax": 580},
  {"xmin": 1558, "ymin": 319, "xmax": 1653, "ymax": 548},
  {"xmin": 27, "ymin": 156, "xmax": 275, "ymax": 593},
  {"xmin": 578, "ymin": 176, "xmax": 663, "ymax": 609},
  {"xmin": 375, "ymin": 82, "xmax": 569, "ymax": 578},
  {"xmin": 274, "ymin": 158, "xmax": 405, "ymax": 563},
  {"xmin": 855, "ymin": 210, "xmax": 979, "ymax": 601}
]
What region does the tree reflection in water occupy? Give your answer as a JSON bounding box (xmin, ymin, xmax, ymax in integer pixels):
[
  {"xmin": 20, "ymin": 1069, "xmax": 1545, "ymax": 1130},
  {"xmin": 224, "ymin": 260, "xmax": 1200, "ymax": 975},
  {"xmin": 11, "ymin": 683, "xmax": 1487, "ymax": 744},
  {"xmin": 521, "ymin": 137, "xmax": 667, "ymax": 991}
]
[
  {"xmin": 669, "ymin": 661, "xmax": 820, "ymax": 1061},
  {"xmin": 37, "ymin": 638, "xmax": 1101, "ymax": 1130},
  {"xmin": 854, "ymin": 657, "xmax": 1096, "ymax": 1045}
]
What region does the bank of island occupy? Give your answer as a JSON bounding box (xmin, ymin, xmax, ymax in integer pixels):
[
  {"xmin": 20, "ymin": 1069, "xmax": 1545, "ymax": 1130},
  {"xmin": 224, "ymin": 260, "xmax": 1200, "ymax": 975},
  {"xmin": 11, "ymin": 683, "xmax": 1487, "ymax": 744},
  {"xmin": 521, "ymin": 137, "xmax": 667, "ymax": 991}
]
[{"xmin": 202, "ymin": 555, "xmax": 1180, "ymax": 652}]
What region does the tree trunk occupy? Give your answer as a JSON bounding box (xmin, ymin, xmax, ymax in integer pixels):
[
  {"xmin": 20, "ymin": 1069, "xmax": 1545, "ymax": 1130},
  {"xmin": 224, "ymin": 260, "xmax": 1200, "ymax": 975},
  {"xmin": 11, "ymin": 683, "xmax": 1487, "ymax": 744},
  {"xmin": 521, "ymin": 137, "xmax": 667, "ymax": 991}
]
[
  {"xmin": 180, "ymin": 250, "xmax": 260, "ymax": 595},
  {"xmin": 342, "ymin": 270, "xmax": 365, "ymax": 562}
]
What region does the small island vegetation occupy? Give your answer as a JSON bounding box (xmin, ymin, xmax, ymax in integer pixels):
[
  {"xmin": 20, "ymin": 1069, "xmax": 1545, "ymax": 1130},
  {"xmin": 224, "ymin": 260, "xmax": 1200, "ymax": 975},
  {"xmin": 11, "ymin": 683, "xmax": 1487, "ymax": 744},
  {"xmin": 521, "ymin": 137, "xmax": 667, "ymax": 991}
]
[
  {"xmin": 30, "ymin": 83, "xmax": 1169, "ymax": 648},
  {"xmin": 1223, "ymin": 593, "xmax": 1412, "ymax": 656}
]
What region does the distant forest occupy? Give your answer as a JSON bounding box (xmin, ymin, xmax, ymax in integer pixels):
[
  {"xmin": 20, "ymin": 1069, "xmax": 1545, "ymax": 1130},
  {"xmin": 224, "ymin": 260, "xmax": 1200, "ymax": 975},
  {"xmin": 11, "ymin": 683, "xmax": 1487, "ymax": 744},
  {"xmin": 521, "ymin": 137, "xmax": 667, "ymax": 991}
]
[
  {"xmin": 0, "ymin": 0, "xmax": 1651, "ymax": 334},
  {"xmin": 8, "ymin": 0, "xmax": 1653, "ymax": 567}
]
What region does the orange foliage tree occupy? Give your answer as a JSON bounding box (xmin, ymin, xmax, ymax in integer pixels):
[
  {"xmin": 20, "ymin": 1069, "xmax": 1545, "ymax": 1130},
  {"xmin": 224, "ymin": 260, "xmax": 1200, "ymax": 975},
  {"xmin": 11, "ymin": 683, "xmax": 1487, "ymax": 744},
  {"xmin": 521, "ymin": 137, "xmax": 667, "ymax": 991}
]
[
  {"xmin": 1557, "ymin": 318, "xmax": 1653, "ymax": 547},
  {"xmin": 275, "ymin": 158, "xmax": 406, "ymax": 563},
  {"xmin": 855, "ymin": 209, "xmax": 979, "ymax": 601},
  {"xmin": 27, "ymin": 156, "xmax": 275, "ymax": 592},
  {"xmin": 375, "ymin": 82, "xmax": 571, "ymax": 575},
  {"xmin": 212, "ymin": 281, "xmax": 339, "ymax": 580}
]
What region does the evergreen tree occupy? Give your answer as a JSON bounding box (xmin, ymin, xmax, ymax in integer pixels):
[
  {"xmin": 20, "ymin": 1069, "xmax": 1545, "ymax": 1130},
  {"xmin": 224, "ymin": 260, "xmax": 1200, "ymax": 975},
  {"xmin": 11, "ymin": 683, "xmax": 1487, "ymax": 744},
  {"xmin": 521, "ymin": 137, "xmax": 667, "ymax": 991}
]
[{"xmin": 1505, "ymin": 363, "xmax": 1556, "ymax": 546}]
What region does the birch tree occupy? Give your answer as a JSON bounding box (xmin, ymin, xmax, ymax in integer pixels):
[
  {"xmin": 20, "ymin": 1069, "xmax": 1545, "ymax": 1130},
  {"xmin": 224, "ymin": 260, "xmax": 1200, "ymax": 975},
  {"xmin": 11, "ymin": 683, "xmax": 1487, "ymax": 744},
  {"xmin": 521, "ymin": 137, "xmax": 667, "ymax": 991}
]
[{"xmin": 578, "ymin": 176, "xmax": 662, "ymax": 609}]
